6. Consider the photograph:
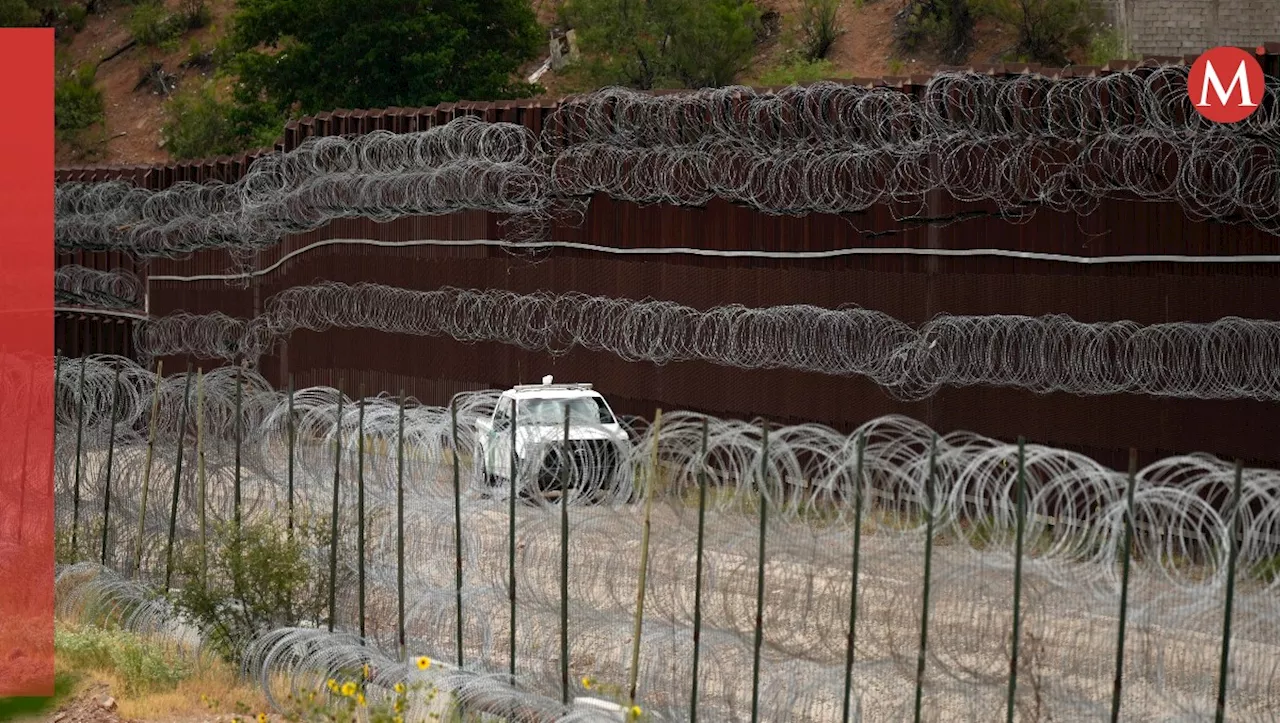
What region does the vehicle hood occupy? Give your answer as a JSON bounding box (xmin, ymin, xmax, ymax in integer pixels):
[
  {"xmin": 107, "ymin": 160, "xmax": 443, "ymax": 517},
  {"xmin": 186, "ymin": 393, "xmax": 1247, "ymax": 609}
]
[{"xmin": 517, "ymin": 425, "xmax": 628, "ymax": 446}]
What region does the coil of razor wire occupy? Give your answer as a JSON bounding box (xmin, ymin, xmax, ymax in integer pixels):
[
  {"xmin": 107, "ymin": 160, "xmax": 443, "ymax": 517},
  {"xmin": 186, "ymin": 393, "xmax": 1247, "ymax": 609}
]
[
  {"xmin": 129, "ymin": 282, "xmax": 1280, "ymax": 402},
  {"xmin": 44, "ymin": 354, "xmax": 1280, "ymax": 721},
  {"xmin": 54, "ymin": 265, "xmax": 144, "ymax": 311},
  {"xmin": 53, "ymin": 68, "xmax": 1280, "ymax": 260}
]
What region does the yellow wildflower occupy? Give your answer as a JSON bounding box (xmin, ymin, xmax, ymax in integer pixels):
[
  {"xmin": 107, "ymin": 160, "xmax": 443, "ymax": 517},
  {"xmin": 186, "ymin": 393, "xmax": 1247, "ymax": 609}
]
[
  {"xmin": 394, "ymin": 700, "xmax": 403, "ymax": 713},
  {"xmin": 356, "ymin": 693, "xmax": 366, "ymax": 706},
  {"xmin": 257, "ymin": 713, "xmax": 268, "ymax": 723},
  {"xmin": 362, "ymin": 663, "xmax": 370, "ymax": 679},
  {"xmin": 629, "ymin": 705, "xmax": 642, "ymax": 718},
  {"xmin": 393, "ymin": 717, "xmax": 403, "ymax": 723},
  {"xmin": 580, "ymin": 676, "xmax": 593, "ymax": 690},
  {"xmin": 341, "ymin": 681, "xmax": 357, "ymax": 697},
  {"xmin": 327, "ymin": 679, "xmax": 338, "ymax": 692},
  {"xmin": 415, "ymin": 656, "xmax": 431, "ymax": 670},
  {"xmin": 394, "ymin": 682, "xmax": 406, "ymax": 695}
]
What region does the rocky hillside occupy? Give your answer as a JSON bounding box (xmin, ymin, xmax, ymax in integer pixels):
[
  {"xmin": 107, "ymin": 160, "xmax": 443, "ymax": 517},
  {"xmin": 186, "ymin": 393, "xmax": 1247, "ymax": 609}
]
[{"xmin": 54, "ymin": 0, "xmax": 1086, "ymax": 166}]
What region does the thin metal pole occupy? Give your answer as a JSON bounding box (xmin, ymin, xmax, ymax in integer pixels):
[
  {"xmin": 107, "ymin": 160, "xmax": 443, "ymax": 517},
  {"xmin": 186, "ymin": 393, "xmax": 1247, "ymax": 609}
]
[
  {"xmin": 628, "ymin": 409, "xmax": 662, "ymax": 708},
  {"xmin": 509, "ymin": 399, "xmax": 518, "ymax": 681},
  {"xmin": 690, "ymin": 417, "xmax": 709, "ymax": 723},
  {"xmin": 134, "ymin": 359, "xmax": 162, "ymax": 578},
  {"xmin": 196, "ymin": 369, "xmax": 207, "ymax": 583},
  {"xmin": 560, "ymin": 404, "xmax": 571, "ymax": 706},
  {"xmin": 1110, "ymin": 448, "xmax": 1138, "ymax": 723},
  {"xmin": 163, "ymin": 362, "xmax": 192, "ymax": 593},
  {"xmin": 398, "ymin": 391, "xmax": 407, "ymax": 660},
  {"xmin": 912, "ymin": 434, "xmax": 938, "ymax": 723},
  {"xmin": 1005, "ymin": 438, "xmax": 1027, "ymax": 723},
  {"xmin": 233, "ymin": 363, "xmax": 242, "ymax": 535},
  {"xmin": 287, "ymin": 375, "xmax": 295, "ymax": 539},
  {"xmin": 1215, "ymin": 460, "xmax": 1244, "ymax": 723},
  {"xmin": 99, "ymin": 365, "xmax": 122, "ymax": 567},
  {"xmin": 750, "ymin": 424, "xmax": 769, "ymax": 723},
  {"xmin": 841, "ymin": 431, "xmax": 867, "ymax": 723},
  {"xmin": 451, "ymin": 397, "xmax": 463, "ymax": 669},
  {"xmin": 70, "ymin": 355, "xmax": 87, "ymax": 559},
  {"xmin": 357, "ymin": 384, "xmax": 366, "ymax": 639},
  {"xmin": 328, "ymin": 386, "xmax": 342, "ymax": 633}
]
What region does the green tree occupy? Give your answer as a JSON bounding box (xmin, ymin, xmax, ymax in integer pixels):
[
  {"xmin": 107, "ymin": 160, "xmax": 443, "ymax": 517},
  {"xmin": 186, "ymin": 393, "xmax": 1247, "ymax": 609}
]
[
  {"xmin": 973, "ymin": 0, "xmax": 1101, "ymax": 64},
  {"xmin": 225, "ymin": 0, "xmax": 543, "ymax": 123},
  {"xmin": 564, "ymin": 0, "xmax": 760, "ymax": 89}
]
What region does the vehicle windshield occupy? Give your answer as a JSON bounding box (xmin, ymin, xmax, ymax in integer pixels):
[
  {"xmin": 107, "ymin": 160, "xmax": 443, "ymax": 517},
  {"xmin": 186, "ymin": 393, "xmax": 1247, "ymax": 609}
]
[{"xmin": 517, "ymin": 396, "xmax": 615, "ymax": 425}]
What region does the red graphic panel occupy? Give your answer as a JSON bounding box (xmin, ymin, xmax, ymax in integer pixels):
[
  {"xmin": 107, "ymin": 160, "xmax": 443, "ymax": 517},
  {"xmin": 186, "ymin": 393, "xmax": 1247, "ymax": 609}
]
[{"xmin": 0, "ymin": 28, "xmax": 54, "ymax": 698}]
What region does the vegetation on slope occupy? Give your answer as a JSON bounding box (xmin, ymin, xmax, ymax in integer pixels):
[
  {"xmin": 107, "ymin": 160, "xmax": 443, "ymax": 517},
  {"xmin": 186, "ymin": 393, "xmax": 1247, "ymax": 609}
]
[{"xmin": 21, "ymin": 0, "xmax": 1127, "ymax": 165}]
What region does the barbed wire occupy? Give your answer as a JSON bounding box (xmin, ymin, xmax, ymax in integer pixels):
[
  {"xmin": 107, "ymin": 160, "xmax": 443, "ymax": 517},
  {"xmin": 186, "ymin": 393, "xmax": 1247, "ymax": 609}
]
[
  {"xmin": 54, "ymin": 265, "xmax": 144, "ymax": 311},
  {"xmin": 131, "ymin": 282, "xmax": 1280, "ymax": 402},
  {"xmin": 54, "ymin": 69, "xmax": 1280, "ymax": 260},
  {"xmin": 41, "ymin": 355, "xmax": 1280, "ymax": 721}
]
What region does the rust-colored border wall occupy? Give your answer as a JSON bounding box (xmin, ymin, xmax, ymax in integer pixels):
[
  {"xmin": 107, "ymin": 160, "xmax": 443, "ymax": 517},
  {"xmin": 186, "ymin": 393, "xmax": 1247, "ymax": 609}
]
[{"xmin": 54, "ymin": 52, "xmax": 1280, "ymax": 468}]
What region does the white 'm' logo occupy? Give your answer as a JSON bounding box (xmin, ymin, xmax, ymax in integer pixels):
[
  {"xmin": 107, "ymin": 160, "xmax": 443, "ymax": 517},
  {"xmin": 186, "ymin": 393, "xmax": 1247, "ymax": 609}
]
[{"xmin": 1197, "ymin": 59, "xmax": 1258, "ymax": 107}]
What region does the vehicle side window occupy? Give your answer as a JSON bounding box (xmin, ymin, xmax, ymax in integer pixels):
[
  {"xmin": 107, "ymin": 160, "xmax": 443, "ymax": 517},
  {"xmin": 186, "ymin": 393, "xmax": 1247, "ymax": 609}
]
[{"xmin": 592, "ymin": 397, "xmax": 616, "ymax": 424}]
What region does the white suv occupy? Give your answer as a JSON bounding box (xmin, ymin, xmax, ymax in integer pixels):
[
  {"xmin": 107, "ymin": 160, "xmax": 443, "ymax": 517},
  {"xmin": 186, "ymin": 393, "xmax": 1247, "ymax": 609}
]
[{"xmin": 473, "ymin": 377, "xmax": 631, "ymax": 498}]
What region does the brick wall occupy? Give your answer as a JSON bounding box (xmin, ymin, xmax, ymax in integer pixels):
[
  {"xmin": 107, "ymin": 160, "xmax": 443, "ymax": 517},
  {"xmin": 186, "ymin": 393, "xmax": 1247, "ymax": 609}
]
[{"xmin": 1114, "ymin": 0, "xmax": 1280, "ymax": 57}]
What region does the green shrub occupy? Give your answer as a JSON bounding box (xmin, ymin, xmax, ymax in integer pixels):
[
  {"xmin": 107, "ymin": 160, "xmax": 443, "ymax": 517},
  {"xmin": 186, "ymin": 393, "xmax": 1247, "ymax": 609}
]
[
  {"xmin": 55, "ymin": 64, "xmax": 104, "ymax": 138},
  {"xmin": 170, "ymin": 519, "xmax": 331, "ymax": 666},
  {"xmin": 564, "ymin": 0, "xmax": 761, "ymax": 89},
  {"xmin": 1085, "ymin": 23, "xmax": 1132, "ymax": 65},
  {"xmin": 63, "ymin": 2, "xmax": 88, "ymax": 31},
  {"xmin": 798, "ymin": 0, "xmax": 842, "ymax": 61},
  {"xmin": 972, "ymin": 0, "xmax": 1101, "ymax": 64},
  {"xmin": 893, "ymin": 0, "xmax": 972, "ymax": 64},
  {"xmin": 162, "ymin": 81, "xmax": 240, "ymax": 159},
  {"xmin": 54, "ymin": 625, "xmax": 190, "ymax": 695},
  {"xmin": 129, "ymin": 1, "xmax": 183, "ymax": 46},
  {"xmin": 178, "ymin": 0, "xmax": 210, "ymax": 30},
  {"xmin": 0, "ymin": 0, "xmax": 41, "ymax": 26}
]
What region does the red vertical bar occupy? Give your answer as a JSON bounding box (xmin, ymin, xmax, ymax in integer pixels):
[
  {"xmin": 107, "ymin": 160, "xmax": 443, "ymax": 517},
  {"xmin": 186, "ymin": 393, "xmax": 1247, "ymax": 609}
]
[{"xmin": 0, "ymin": 28, "xmax": 54, "ymax": 698}]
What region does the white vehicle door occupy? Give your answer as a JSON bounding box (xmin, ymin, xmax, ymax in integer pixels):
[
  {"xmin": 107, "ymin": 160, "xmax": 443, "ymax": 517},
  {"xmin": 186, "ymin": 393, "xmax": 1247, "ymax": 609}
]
[{"xmin": 488, "ymin": 396, "xmax": 515, "ymax": 479}]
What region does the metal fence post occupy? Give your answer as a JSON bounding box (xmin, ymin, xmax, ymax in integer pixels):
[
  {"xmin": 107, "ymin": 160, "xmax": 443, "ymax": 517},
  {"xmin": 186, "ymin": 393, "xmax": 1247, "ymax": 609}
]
[
  {"xmin": 328, "ymin": 387, "xmax": 342, "ymax": 633},
  {"xmin": 560, "ymin": 404, "xmax": 571, "ymax": 706},
  {"xmin": 163, "ymin": 363, "xmax": 192, "ymax": 593},
  {"xmin": 1110, "ymin": 448, "xmax": 1138, "ymax": 722},
  {"xmin": 628, "ymin": 409, "xmax": 662, "ymax": 708},
  {"xmin": 397, "ymin": 390, "xmax": 407, "ymax": 661},
  {"xmin": 452, "ymin": 397, "xmax": 464, "ymax": 670},
  {"xmin": 1215, "ymin": 460, "xmax": 1245, "ymax": 722},
  {"xmin": 841, "ymin": 431, "xmax": 867, "ymax": 723},
  {"xmin": 99, "ymin": 365, "xmax": 122, "ymax": 567},
  {"xmin": 913, "ymin": 434, "xmax": 938, "ymax": 723},
  {"xmin": 357, "ymin": 385, "xmax": 366, "ymax": 639},
  {"xmin": 70, "ymin": 355, "xmax": 87, "ymax": 559},
  {"xmin": 134, "ymin": 360, "xmax": 162, "ymax": 578},
  {"xmin": 1006, "ymin": 438, "xmax": 1027, "ymax": 722},
  {"xmin": 690, "ymin": 417, "xmax": 709, "ymax": 722},
  {"xmin": 750, "ymin": 424, "xmax": 769, "ymax": 723}
]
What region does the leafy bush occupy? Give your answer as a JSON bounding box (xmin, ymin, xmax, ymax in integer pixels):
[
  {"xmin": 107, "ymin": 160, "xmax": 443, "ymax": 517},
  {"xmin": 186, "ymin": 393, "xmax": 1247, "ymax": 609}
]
[
  {"xmin": 54, "ymin": 64, "xmax": 104, "ymax": 139},
  {"xmin": 0, "ymin": 0, "xmax": 41, "ymax": 26},
  {"xmin": 55, "ymin": 625, "xmax": 190, "ymax": 695},
  {"xmin": 178, "ymin": 0, "xmax": 210, "ymax": 30},
  {"xmin": 128, "ymin": 1, "xmax": 183, "ymax": 46},
  {"xmin": 798, "ymin": 0, "xmax": 842, "ymax": 61},
  {"xmin": 564, "ymin": 0, "xmax": 761, "ymax": 89},
  {"xmin": 170, "ymin": 519, "xmax": 330, "ymax": 666},
  {"xmin": 162, "ymin": 81, "xmax": 241, "ymax": 159},
  {"xmin": 972, "ymin": 0, "xmax": 1102, "ymax": 64},
  {"xmin": 892, "ymin": 0, "xmax": 973, "ymax": 64},
  {"xmin": 63, "ymin": 2, "xmax": 88, "ymax": 31},
  {"xmin": 1085, "ymin": 23, "xmax": 1132, "ymax": 65}
]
